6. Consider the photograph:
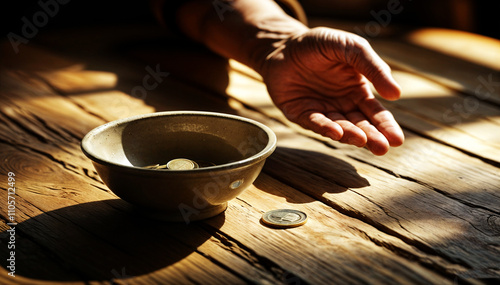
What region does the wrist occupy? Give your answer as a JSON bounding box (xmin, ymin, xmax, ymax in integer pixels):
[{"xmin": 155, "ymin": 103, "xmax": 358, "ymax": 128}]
[
  {"xmin": 245, "ymin": 16, "xmax": 308, "ymax": 76},
  {"xmin": 176, "ymin": 0, "xmax": 309, "ymax": 76}
]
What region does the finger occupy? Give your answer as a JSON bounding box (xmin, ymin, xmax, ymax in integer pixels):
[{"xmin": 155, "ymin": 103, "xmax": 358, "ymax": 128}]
[
  {"xmin": 297, "ymin": 111, "xmax": 344, "ymax": 141},
  {"xmin": 281, "ymin": 99, "xmax": 346, "ymax": 141},
  {"xmin": 326, "ymin": 112, "xmax": 367, "ymax": 147},
  {"xmin": 346, "ymin": 36, "xmax": 401, "ymax": 101},
  {"xmin": 359, "ymin": 97, "xmax": 405, "ymax": 147},
  {"xmin": 346, "ymin": 111, "xmax": 390, "ymax": 155}
]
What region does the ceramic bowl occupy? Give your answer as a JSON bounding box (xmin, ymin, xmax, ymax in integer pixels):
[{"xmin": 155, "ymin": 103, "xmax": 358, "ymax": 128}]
[{"xmin": 81, "ymin": 111, "xmax": 277, "ymax": 222}]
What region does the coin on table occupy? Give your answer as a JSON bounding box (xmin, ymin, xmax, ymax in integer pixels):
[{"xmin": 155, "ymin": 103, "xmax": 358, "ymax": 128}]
[
  {"xmin": 261, "ymin": 209, "xmax": 307, "ymax": 228},
  {"xmin": 166, "ymin": 158, "xmax": 199, "ymax": 170}
]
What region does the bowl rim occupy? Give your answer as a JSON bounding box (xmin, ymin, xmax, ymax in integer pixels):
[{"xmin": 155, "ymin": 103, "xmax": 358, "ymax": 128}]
[{"xmin": 81, "ymin": 111, "xmax": 277, "ymax": 173}]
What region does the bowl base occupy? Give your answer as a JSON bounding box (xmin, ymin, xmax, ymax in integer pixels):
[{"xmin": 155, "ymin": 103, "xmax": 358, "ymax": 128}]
[{"xmin": 135, "ymin": 202, "xmax": 228, "ymax": 223}]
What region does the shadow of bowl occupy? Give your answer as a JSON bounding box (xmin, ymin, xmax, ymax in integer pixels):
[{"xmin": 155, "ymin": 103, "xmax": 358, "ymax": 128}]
[{"xmin": 0, "ymin": 199, "xmax": 225, "ymax": 281}]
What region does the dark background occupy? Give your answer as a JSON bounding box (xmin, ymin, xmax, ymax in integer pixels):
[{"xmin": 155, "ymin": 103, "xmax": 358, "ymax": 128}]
[{"xmin": 2, "ymin": 0, "xmax": 499, "ymax": 42}]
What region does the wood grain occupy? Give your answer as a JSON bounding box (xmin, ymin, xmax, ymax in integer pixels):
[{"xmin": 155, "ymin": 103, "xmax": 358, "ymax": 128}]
[{"xmin": 1, "ymin": 22, "xmax": 499, "ymax": 284}]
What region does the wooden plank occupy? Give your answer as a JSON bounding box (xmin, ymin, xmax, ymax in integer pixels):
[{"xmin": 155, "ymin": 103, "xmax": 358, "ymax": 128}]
[
  {"xmin": 31, "ymin": 58, "xmax": 455, "ymax": 284},
  {"xmin": 3, "ymin": 25, "xmax": 499, "ymax": 284},
  {"xmin": 0, "ymin": 43, "xmax": 446, "ymax": 285},
  {"xmin": 0, "ymin": 218, "xmax": 84, "ymax": 283},
  {"xmin": 0, "ymin": 140, "xmax": 454, "ymax": 284},
  {"xmin": 118, "ymin": 25, "xmax": 500, "ymax": 282},
  {"xmin": 233, "ymin": 175, "xmax": 460, "ymax": 283},
  {"xmin": 253, "ymin": 119, "xmax": 500, "ymax": 282},
  {"xmin": 236, "ymin": 88, "xmax": 500, "ymax": 234},
  {"xmin": 382, "ymin": 71, "xmax": 500, "ymax": 164},
  {"xmin": 30, "ymin": 60, "xmax": 488, "ymax": 282},
  {"xmin": 0, "ymin": 187, "xmax": 243, "ymax": 285},
  {"xmin": 31, "ymin": 59, "xmax": 459, "ymax": 284},
  {"xmin": 129, "ymin": 41, "xmax": 500, "ymax": 281},
  {"xmin": 0, "ymin": 140, "xmax": 285, "ymax": 284},
  {"xmin": 217, "ymin": 177, "xmax": 455, "ymax": 285},
  {"xmin": 403, "ymin": 28, "xmax": 500, "ymax": 72},
  {"xmin": 0, "ymin": 42, "xmax": 320, "ymax": 285},
  {"xmin": 0, "ymin": 56, "xmax": 248, "ymax": 284},
  {"xmin": 0, "ymin": 127, "xmax": 249, "ymax": 284}
]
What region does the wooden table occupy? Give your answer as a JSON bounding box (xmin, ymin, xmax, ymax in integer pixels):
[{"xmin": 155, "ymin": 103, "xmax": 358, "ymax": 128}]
[{"xmin": 1, "ymin": 19, "xmax": 499, "ymax": 285}]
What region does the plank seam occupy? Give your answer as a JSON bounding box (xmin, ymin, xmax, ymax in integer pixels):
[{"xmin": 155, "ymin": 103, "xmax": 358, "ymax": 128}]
[
  {"xmin": 347, "ymin": 155, "xmax": 500, "ymax": 216},
  {"xmin": 27, "ymin": 71, "xmax": 112, "ymax": 126},
  {"xmin": 350, "ymin": 225, "xmax": 476, "ymax": 285},
  {"xmin": 399, "ymin": 123, "xmax": 500, "ymax": 169},
  {"xmin": 198, "ymin": 224, "xmax": 310, "ymax": 284},
  {"xmin": 263, "ymin": 164, "xmax": 475, "ymax": 275},
  {"xmin": 0, "ymin": 196, "xmax": 93, "ymax": 281},
  {"xmin": 190, "ymin": 247, "xmax": 267, "ymax": 285}
]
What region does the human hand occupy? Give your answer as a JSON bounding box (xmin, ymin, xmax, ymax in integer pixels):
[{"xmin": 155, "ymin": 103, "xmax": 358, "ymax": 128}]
[{"xmin": 260, "ymin": 27, "xmax": 404, "ymax": 155}]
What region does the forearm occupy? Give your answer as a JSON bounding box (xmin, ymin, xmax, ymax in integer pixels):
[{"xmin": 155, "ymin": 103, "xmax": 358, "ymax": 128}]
[{"xmin": 175, "ymin": 0, "xmax": 308, "ymax": 75}]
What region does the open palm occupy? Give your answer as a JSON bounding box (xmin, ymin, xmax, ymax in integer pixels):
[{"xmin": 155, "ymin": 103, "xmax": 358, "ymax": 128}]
[{"xmin": 261, "ymin": 27, "xmax": 404, "ymax": 155}]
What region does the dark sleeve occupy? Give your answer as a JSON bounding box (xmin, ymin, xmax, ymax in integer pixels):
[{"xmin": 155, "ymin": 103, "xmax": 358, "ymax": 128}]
[
  {"xmin": 150, "ymin": 0, "xmax": 307, "ymax": 34},
  {"xmin": 150, "ymin": 0, "xmax": 190, "ymax": 34}
]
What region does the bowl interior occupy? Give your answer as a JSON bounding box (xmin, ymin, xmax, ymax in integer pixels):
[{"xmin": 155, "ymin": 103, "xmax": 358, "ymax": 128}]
[{"xmin": 83, "ymin": 112, "xmax": 273, "ymax": 169}]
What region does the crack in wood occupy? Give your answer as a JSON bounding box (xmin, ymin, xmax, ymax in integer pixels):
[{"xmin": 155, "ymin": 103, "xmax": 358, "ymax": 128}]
[
  {"xmin": 347, "ymin": 155, "xmax": 500, "ymax": 216},
  {"xmin": 401, "ymin": 126, "xmax": 500, "ymax": 169},
  {"xmin": 0, "ymin": 198, "xmax": 140, "ymax": 281},
  {"xmin": 31, "ymin": 112, "xmax": 81, "ymax": 143},
  {"xmin": 349, "ymin": 189, "xmax": 412, "ymax": 234},
  {"xmin": 199, "ymin": 225, "xmax": 310, "ymax": 284},
  {"xmin": 0, "ymin": 109, "xmax": 50, "ymax": 145},
  {"xmin": 235, "ymin": 197, "xmax": 254, "ymax": 209},
  {"xmin": 260, "ymin": 161, "xmax": 478, "ymax": 277},
  {"xmin": 261, "ymin": 166, "xmax": 475, "ymax": 279},
  {"xmin": 191, "ymin": 247, "xmax": 266, "ymax": 285},
  {"xmin": 0, "ymin": 215, "xmax": 89, "ymax": 281},
  {"xmin": 89, "ymin": 183, "xmax": 110, "ymax": 193},
  {"xmin": 64, "ymin": 95, "xmax": 111, "ymax": 123},
  {"xmin": 349, "ymin": 226, "xmax": 479, "ymax": 285},
  {"xmin": 263, "ymin": 165, "xmax": 478, "ymax": 276}
]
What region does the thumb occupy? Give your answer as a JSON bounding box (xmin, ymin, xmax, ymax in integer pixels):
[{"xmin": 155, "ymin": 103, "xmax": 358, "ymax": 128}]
[{"xmin": 346, "ymin": 36, "xmax": 401, "ymax": 100}]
